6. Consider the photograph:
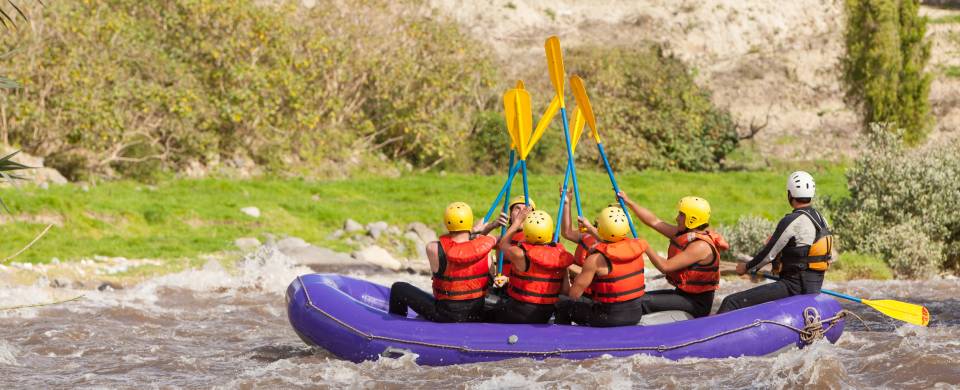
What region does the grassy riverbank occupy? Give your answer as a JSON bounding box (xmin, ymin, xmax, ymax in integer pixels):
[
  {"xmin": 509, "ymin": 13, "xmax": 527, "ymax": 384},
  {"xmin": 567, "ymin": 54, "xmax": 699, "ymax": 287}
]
[{"xmin": 0, "ymin": 168, "xmax": 850, "ymax": 264}]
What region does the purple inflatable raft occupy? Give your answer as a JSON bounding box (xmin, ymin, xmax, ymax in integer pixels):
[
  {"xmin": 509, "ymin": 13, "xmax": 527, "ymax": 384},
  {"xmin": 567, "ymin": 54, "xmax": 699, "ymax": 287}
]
[{"xmin": 286, "ymin": 274, "xmax": 846, "ymax": 366}]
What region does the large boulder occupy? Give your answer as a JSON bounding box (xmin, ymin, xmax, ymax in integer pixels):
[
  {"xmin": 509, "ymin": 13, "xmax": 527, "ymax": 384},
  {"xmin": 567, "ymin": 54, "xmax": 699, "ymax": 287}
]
[
  {"xmin": 234, "ymin": 237, "xmax": 262, "ymax": 251},
  {"xmin": 366, "ymin": 221, "xmax": 389, "ymax": 239},
  {"xmin": 406, "ymin": 222, "xmax": 438, "ymax": 243},
  {"xmin": 352, "ymin": 245, "xmax": 402, "ymax": 271},
  {"xmin": 283, "ymin": 245, "xmax": 353, "ymax": 267},
  {"xmin": 343, "ymin": 219, "xmax": 364, "ymax": 233}
]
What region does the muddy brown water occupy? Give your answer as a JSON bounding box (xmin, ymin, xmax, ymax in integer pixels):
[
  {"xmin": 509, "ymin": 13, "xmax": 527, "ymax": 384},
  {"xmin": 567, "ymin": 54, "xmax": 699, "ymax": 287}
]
[{"xmin": 1, "ymin": 247, "xmax": 958, "ymax": 389}]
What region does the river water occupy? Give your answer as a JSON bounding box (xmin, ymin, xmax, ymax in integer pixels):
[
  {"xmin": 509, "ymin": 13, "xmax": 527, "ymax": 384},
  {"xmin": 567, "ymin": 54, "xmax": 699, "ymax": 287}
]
[{"xmin": 1, "ymin": 246, "xmax": 958, "ymax": 389}]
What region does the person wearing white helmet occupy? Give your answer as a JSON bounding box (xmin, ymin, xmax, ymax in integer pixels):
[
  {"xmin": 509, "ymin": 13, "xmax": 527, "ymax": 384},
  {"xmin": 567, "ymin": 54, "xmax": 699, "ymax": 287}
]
[{"xmin": 717, "ymin": 171, "xmax": 834, "ymax": 313}]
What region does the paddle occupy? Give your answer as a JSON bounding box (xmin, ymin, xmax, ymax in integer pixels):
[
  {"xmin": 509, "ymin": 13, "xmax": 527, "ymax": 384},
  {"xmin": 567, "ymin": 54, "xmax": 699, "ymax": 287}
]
[
  {"xmin": 761, "ymin": 273, "xmax": 930, "ymax": 326},
  {"xmin": 545, "ymin": 36, "xmax": 584, "ymax": 242},
  {"xmin": 569, "ymin": 75, "xmax": 638, "ymax": 238},
  {"xmin": 481, "ymin": 86, "xmax": 532, "ymax": 223}
]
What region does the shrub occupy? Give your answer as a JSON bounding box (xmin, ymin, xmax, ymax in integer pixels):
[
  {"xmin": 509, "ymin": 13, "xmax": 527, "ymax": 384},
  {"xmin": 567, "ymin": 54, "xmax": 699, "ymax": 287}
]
[
  {"xmin": 564, "ymin": 45, "xmax": 739, "ymax": 171},
  {"xmin": 0, "ymin": 0, "xmax": 496, "ymax": 179},
  {"xmin": 828, "ymin": 123, "xmax": 960, "ymax": 277},
  {"xmin": 717, "ymin": 215, "xmax": 775, "ymax": 261},
  {"xmin": 842, "ymin": 0, "xmax": 933, "ymax": 144}
]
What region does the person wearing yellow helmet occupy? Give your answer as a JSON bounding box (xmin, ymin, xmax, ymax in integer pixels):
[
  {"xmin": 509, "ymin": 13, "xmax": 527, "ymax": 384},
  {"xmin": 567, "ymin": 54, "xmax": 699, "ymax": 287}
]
[
  {"xmin": 388, "ymin": 202, "xmax": 507, "ymax": 323},
  {"xmin": 617, "ymin": 191, "xmax": 728, "ymax": 318},
  {"xmin": 554, "ymin": 203, "xmax": 651, "ymax": 327},
  {"xmin": 492, "ymin": 206, "xmax": 574, "ymax": 324},
  {"xmin": 492, "ymin": 196, "xmax": 537, "ymax": 285}
]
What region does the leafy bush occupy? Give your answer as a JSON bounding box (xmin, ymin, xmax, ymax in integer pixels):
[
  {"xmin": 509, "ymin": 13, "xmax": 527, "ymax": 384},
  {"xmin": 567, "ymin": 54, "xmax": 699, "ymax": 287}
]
[
  {"xmin": 0, "ymin": 0, "xmax": 496, "ymax": 179},
  {"xmin": 828, "ymin": 123, "xmax": 960, "ymax": 277},
  {"xmin": 564, "ymin": 45, "xmax": 739, "ymax": 171},
  {"xmin": 717, "ymin": 215, "xmax": 775, "ymax": 261},
  {"xmin": 842, "ymin": 0, "xmax": 933, "ymax": 144}
]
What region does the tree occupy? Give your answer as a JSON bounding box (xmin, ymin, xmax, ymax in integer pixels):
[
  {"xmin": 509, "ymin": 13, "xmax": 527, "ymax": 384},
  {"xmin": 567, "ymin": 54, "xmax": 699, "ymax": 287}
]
[{"xmin": 842, "ymin": 0, "xmax": 933, "ymax": 145}]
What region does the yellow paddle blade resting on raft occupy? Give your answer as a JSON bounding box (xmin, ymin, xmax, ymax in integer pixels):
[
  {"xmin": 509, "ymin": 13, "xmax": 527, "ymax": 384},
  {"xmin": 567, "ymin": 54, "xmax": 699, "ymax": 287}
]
[{"xmin": 862, "ymin": 299, "xmax": 930, "ymax": 327}]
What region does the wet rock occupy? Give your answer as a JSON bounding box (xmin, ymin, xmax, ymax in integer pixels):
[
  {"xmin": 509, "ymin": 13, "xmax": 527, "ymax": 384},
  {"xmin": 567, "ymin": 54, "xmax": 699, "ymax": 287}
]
[
  {"xmin": 405, "ymin": 257, "xmax": 431, "ymax": 275},
  {"xmin": 406, "ymin": 222, "xmax": 438, "ymax": 243},
  {"xmin": 327, "ymin": 229, "xmax": 344, "ymax": 240},
  {"xmin": 386, "ymin": 226, "xmax": 401, "ymax": 236},
  {"xmin": 282, "ymin": 245, "xmax": 353, "ymax": 267},
  {"xmin": 367, "ymin": 221, "xmax": 389, "ymax": 239},
  {"xmin": 240, "ymin": 207, "xmax": 261, "ymax": 218},
  {"xmin": 403, "ymin": 231, "xmax": 428, "ymax": 260},
  {"xmin": 234, "ymin": 237, "xmax": 262, "ymax": 251},
  {"xmin": 277, "ymin": 237, "xmax": 309, "ymax": 252},
  {"xmin": 352, "ymin": 245, "xmax": 402, "ymax": 271},
  {"xmin": 97, "ymin": 281, "xmax": 123, "ymax": 291},
  {"xmin": 50, "ymin": 278, "xmax": 72, "ymax": 288},
  {"xmin": 344, "ymin": 219, "xmax": 363, "ymax": 233}
]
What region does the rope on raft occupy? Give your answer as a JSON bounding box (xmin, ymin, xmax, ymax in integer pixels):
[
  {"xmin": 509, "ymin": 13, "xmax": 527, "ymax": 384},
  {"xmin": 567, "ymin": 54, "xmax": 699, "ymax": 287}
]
[
  {"xmin": 299, "ymin": 276, "xmax": 854, "ymax": 356},
  {"xmin": 0, "ymin": 294, "xmax": 84, "ymax": 311}
]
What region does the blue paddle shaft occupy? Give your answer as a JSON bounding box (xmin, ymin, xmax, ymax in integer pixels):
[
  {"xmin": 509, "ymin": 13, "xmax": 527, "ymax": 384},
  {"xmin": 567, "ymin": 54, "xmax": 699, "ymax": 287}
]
[
  {"xmin": 521, "ymin": 160, "xmax": 530, "ymax": 207},
  {"xmin": 496, "ymin": 150, "xmax": 516, "ymax": 274},
  {"xmin": 483, "ymin": 160, "xmax": 523, "ymax": 223},
  {"xmin": 761, "ymin": 273, "xmax": 862, "ymax": 303},
  {"xmin": 553, "ymin": 164, "xmax": 571, "ymax": 243},
  {"xmin": 597, "ymin": 142, "xmax": 637, "ymax": 238},
  {"xmin": 558, "ymin": 107, "xmax": 582, "ymax": 217}
]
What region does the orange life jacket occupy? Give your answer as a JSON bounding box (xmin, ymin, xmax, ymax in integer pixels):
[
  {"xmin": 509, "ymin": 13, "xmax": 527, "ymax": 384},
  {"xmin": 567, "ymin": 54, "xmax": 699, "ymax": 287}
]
[
  {"xmin": 573, "ymin": 234, "xmax": 598, "ymax": 266},
  {"xmin": 498, "ymin": 231, "xmax": 526, "ymax": 278},
  {"xmin": 508, "ymin": 242, "xmax": 573, "ymax": 305},
  {"xmin": 666, "ymin": 230, "xmax": 729, "ymax": 294},
  {"xmin": 431, "ymin": 234, "xmax": 495, "ymax": 300},
  {"xmin": 590, "ymin": 238, "xmax": 648, "ymax": 303}
]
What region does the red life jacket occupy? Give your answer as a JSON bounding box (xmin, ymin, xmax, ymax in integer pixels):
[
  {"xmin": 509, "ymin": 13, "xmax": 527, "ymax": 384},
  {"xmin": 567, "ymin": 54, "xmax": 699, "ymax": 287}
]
[
  {"xmin": 431, "ymin": 234, "xmax": 495, "ymax": 300},
  {"xmin": 498, "ymin": 231, "xmax": 526, "ymax": 278},
  {"xmin": 508, "ymin": 242, "xmax": 573, "ymax": 305},
  {"xmin": 666, "ymin": 230, "xmax": 729, "ymax": 294},
  {"xmin": 590, "ymin": 238, "xmax": 648, "ymax": 303},
  {"xmin": 573, "ymin": 234, "xmax": 598, "ymax": 266}
]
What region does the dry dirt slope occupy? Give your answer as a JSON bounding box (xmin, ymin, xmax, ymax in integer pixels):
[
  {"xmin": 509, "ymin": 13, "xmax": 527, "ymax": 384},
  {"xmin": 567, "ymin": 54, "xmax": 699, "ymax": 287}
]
[{"xmin": 424, "ymin": 0, "xmax": 960, "ymax": 163}]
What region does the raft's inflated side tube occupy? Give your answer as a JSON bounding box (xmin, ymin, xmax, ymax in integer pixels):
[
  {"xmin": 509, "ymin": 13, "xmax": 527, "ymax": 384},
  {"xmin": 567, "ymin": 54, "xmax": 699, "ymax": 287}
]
[{"xmin": 286, "ymin": 274, "xmax": 845, "ymax": 366}]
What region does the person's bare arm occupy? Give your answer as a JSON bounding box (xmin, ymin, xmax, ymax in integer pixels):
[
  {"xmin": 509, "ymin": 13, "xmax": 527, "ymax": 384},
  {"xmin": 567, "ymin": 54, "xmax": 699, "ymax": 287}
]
[
  {"xmin": 618, "ymin": 191, "xmax": 679, "ymax": 238},
  {"xmin": 426, "ymin": 241, "xmax": 441, "ymax": 274},
  {"xmin": 473, "ymin": 213, "xmax": 509, "ymax": 236},
  {"xmin": 568, "ymin": 254, "xmax": 599, "ymax": 299},
  {"xmin": 645, "ymin": 241, "xmax": 713, "ymax": 273},
  {"xmin": 498, "ymin": 207, "xmax": 530, "ymax": 253},
  {"xmin": 577, "ymin": 216, "xmax": 601, "ymax": 240},
  {"xmin": 560, "ymin": 189, "xmax": 580, "ymax": 242}
]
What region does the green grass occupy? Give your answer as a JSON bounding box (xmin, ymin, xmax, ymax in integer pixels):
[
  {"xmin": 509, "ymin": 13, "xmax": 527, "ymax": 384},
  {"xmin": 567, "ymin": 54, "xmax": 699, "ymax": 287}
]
[
  {"xmin": 944, "ymin": 65, "xmax": 960, "ymax": 79},
  {"xmin": 0, "ymin": 167, "xmax": 848, "ymax": 264},
  {"xmin": 828, "ymin": 251, "xmax": 893, "ymax": 281},
  {"xmin": 930, "ymin": 14, "xmax": 960, "ymax": 24}
]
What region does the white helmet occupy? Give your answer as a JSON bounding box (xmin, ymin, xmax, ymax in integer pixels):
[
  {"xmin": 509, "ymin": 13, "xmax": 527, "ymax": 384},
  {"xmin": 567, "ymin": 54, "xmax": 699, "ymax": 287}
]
[{"xmin": 787, "ymin": 171, "xmax": 816, "ymax": 198}]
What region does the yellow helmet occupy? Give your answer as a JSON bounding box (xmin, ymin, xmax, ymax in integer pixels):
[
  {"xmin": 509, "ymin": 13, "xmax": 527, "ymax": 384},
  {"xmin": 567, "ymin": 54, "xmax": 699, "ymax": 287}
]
[
  {"xmin": 443, "ymin": 202, "xmax": 473, "ymax": 232},
  {"xmin": 508, "ymin": 196, "xmax": 535, "ymax": 211},
  {"xmin": 522, "ymin": 210, "xmax": 554, "ymax": 244},
  {"xmin": 596, "ymin": 206, "xmax": 630, "ymax": 242},
  {"xmin": 677, "ymin": 196, "xmax": 711, "ymax": 230}
]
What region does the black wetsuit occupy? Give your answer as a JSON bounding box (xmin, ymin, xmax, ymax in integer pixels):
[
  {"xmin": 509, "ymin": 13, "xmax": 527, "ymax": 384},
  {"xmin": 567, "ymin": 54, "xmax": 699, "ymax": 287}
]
[
  {"xmin": 640, "ymin": 288, "xmax": 714, "ymax": 318},
  {"xmin": 717, "ymin": 207, "xmax": 829, "ymax": 313},
  {"xmin": 554, "ymin": 296, "xmax": 645, "ymax": 327},
  {"xmin": 388, "ymin": 282, "xmax": 485, "ymax": 322}
]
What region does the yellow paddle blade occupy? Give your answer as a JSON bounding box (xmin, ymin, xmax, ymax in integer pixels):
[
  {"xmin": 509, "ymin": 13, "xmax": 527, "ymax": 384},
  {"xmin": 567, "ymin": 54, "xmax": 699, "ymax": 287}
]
[
  {"xmin": 515, "ymin": 89, "xmax": 534, "ymax": 159},
  {"xmin": 516, "ymin": 80, "xmax": 525, "ymax": 90},
  {"xmin": 570, "ymin": 75, "xmax": 599, "ymax": 142},
  {"xmin": 526, "ymin": 95, "xmax": 561, "ymax": 157},
  {"xmin": 545, "ymin": 36, "xmax": 566, "ymax": 108},
  {"xmin": 502, "ymin": 89, "xmax": 521, "ymax": 152},
  {"xmin": 862, "ymin": 299, "xmax": 930, "ymax": 326},
  {"xmin": 570, "ymin": 107, "xmax": 586, "ymax": 153}
]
